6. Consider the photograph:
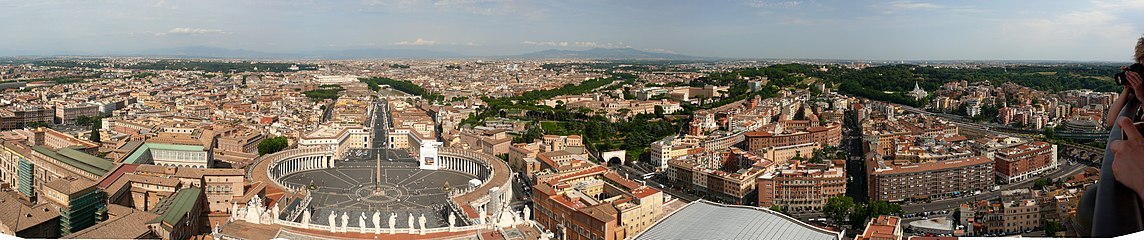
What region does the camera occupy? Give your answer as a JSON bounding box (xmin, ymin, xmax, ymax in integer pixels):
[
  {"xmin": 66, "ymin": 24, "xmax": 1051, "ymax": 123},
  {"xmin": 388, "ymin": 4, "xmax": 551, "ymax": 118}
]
[{"xmin": 1115, "ymin": 63, "xmax": 1144, "ymax": 85}]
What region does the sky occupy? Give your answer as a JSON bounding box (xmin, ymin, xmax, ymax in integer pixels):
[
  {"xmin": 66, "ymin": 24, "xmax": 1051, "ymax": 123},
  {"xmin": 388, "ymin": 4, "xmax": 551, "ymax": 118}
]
[{"xmin": 1, "ymin": 0, "xmax": 1143, "ymax": 61}]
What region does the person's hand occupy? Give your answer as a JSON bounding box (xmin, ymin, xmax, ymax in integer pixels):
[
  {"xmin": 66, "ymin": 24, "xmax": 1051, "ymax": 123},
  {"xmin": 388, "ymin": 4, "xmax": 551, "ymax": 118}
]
[
  {"xmin": 1112, "ymin": 116, "xmax": 1144, "ymax": 200},
  {"xmin": 1126, "ymin": 70, "xmax": 1144, "ymax": 103}
]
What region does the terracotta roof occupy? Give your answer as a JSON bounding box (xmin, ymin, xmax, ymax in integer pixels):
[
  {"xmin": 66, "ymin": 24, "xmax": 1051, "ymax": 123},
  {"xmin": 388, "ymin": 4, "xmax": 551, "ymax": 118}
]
[
  {"xmin": 602, "ymin": 172, "xmax": 641, "ymax": 190},
  {"xmin": 0, "ymin": 191, "xmax": 60, "ymax": 233},
  {"xmin": 62, "ymin": 206, "xmax": 159, "ymax": 239},
  {"xmin": 44, "ymin": 177, "xmax": 97, "ymax": 195},
  {"xmin": 582, "ymin": 204, "xmax": 618, "ymax": 222},
  {"xmin": 858, "ymin": 215, "xmax": 901, "ymax": 240}
]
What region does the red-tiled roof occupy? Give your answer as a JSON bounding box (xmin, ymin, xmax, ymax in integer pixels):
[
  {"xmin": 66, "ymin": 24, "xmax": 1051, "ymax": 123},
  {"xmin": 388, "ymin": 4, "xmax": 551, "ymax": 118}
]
[{"xmin": 98, "ymin": 164, "xmax": 139, "ymax": 189}]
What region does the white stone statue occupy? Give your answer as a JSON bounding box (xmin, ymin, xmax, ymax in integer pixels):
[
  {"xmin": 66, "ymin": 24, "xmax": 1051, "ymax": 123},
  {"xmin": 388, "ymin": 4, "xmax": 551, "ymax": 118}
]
[
  {"xmin": 271, "ymin": 204, "xmax": 280, "ymax": 222},
  {"xmin": 479, "ymin": 208, "xmax": 487, "ymax": 225},
  {"xmin": 389, "ymin": 213, "xmax": 397, "ymax": 234},
  {"xmin": 212, "ymin": 222, "xmax": 219, "ymax": 235},
  {"xmin": 245, "ymin": 207, "xmax": 260, "ymax": 223},
  {"xmin": 418, "ymin": 213, "xmax": 427, "ymax": 235},
  {"xmin": 261, "ymin": 209, "xmax": 273, "ymax": 224},
  {"xmin": 359, "ymin": 213, "xmax": 367, "ymax": 233},
  {"xmin": 496, "ymin": 205, "xmax": 515, "ymax": 227},
  {"xmin": 448, "ymin": 213, "xmax": 456, "ymax": 228},
  {"xmin": 328, "ymin": 212, "xmax": 337, "ymax": 233},
  {"xmin": 301, "ymin": 209, "xmax": 311, "ymax": 227},
  {"xmin": 407, "ymin": 213, "xmax": 415, "ymax": 233},
  {"xmin": 372, "ymin": 211, "xmax": 381, "ymax": 234},
  {"xmin": 340, "ymin": 212, "xmax": 349, "ymax": 232},
  {"xmin": 230, "ymin": 202, "xmax": 239, "ymax": 220},
  {"xmin": 523, "ymin": 205, "xmax": 531, "ymax": 221}
]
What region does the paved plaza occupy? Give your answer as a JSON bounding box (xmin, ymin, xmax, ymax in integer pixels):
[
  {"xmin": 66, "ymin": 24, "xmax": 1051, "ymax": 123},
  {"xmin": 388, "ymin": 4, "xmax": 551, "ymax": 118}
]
[{"xmin": 279, "ymin": 150, "xmax": 477, "ymax": 228}]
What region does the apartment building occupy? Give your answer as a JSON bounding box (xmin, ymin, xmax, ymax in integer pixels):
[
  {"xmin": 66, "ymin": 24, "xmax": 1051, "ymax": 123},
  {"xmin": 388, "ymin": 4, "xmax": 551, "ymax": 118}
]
[
  {"xmin": 0, "ymin": 107, "xmax": 54, "ymax": 130},
  {"xmin": 31, "ymin": 128, "xmax": 99, "ymax": 154},
  {"xmin": 756, "ymin": 142, "xmax": 820, "ymax": 163},
  {"xmin": 458, "ymin": 127, "xmax": 512, "ymax": 156},
  {"xmin": 744, "ymin": 122, "xmax": 842, "ymax": 151},
  {"xmin": 215, "ymin": 129, "xmax": 264, "ymax": 154},
  {"xmin": 756, "ymin": 161, "xmax": 846, "ymax": 212},
  {"xmin": 868, "ymin": 156, "xmax": 995, "ymax": 202},
  {"xmin": 648, "ymin": 136, "xmax": 700, "ymax": 171},
  {"xmin": 666, "ymin": 147, "xmax": 774, "ymax": 204},
  {"xmin": 994, "ymin": 141, "xmax": 1058, "ymax": 184},
  {"xmin": 299, "ymin": 125, "xmax": 369, "ymax": 158},
  {"xmin": 508, "ymin": 135, "xmax": 593, "ymax": 179},
  {"xmin": 54, "ymin": 103, "xmax": 100, "ymax": 125},
  {"xmin": 533, "ymin": 166, "xmax": 663, "ymax": 240},
  {"xmin": 41, "ymin": 177, "xmax": 106, "ymax": 236}
]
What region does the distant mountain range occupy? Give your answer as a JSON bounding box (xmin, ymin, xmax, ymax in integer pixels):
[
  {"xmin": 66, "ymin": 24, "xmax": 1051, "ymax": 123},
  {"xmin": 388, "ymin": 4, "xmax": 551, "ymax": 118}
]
[
  {"xmin": 8, "ymin": 46, "xmax": 711, "ymax": 60},
  {"xmin": 510, "ymin": 48, "xmax": 708, "ymax": 60}
]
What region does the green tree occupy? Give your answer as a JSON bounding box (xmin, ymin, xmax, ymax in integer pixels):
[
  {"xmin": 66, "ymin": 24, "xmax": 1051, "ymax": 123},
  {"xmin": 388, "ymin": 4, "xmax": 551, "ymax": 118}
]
[
  {"xmin": 824, "ymin": 196, "xmax": 854, "ymax": 226},
  {"xmin": 1043, "ymin": 127, "xmax": 1056, "ymax": 140},
  {"xmin": 953, "ymin": 208, "xmax": 961, "ymax": 225},
  {"xmin": 865, "ymin": 201, "xmax": 905, "ymax": 216},
  {"xmin": 1045, "ymin": 220, "xmax": 1061, "ymax": 237},
  {"xmin": 302, "ymin": 86, "xmax": 343, "ymax": 101},
  {"xmin": 89, "ymin": 123, "xmax": 101, "ymax": 143},
  {"xmin": 26, "ymin": 122, "xmax": 51, "ymax": 128},
  {"xmin": 257, "ymin": 136, "xmax": 289, "ymax": 155},
  {"xmin": 1035, "ymin": 178, "xmax": 1053, "ymax": 189},
  {"xmin": 76, "ymin": 115, "xmax": 92, "ymax": 126},
  {"xmin": 515, "ymin": 125, "xmax": 545, "ymax": 144},
  {"xmin": 769, "ymin": 205, "xmax": 788, "ymax": 216},
  {"xmin": 850, "ymin": 201, "xmax": 904, "ymax": 229},
  {"xmin": 654, "ymin": 105, "xmax": 665, "ymax": 118}
]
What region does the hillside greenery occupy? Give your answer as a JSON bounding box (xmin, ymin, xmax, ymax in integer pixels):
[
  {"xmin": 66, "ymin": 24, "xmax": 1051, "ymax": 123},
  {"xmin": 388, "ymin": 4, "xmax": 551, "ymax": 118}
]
[{"xmin": 302, "ymin": 85, "xmax": 343, "ymax": 101}]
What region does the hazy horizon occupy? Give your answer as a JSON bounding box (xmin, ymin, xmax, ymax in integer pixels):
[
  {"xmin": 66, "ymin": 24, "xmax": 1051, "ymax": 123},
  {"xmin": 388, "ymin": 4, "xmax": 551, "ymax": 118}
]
[{"xmin": 2, "ymin": 0, "xmax": 1143, "ymax": 61}]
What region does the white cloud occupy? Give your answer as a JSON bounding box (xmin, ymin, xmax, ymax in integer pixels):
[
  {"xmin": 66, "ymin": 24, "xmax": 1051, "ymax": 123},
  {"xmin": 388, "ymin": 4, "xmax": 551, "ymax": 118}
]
[
  {"xmin": 394, "ymin": 38, "xmax": 437, "ymax": 45},
  {"xmin": 745, "ymin": 0, "xmax": 804, "ymax": 8},
  {"xmin": 873, "ymin": 1, "xmax": 984, "ymax": 15},
  {"xmin": 995, "ymin": 0, "xmax": 1143, "ymax": 57},
  {"xmin": 362, "ymin": 0, "xmax": 544, "ymax": 18},
  {"xmin": 155, "ymin": 27, "xmax": 226, "ymax": 36},
  {"xmin": 152, "ymin": 0, "xmax": 179, "ymax": 9},
  {"xmin": 886, "ymin": 0, "xmax": 941, "ymax": 11},
  {"xmin": 1092, "ymin": 0, "xmax": 1144, "ymax": 9}
]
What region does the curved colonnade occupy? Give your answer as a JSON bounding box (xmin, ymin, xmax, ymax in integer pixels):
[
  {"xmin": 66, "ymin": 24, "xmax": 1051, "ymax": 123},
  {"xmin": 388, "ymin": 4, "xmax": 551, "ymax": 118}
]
[{"xmin": 243, "ymin": 146, "xmax": 514, "ymax": 234}]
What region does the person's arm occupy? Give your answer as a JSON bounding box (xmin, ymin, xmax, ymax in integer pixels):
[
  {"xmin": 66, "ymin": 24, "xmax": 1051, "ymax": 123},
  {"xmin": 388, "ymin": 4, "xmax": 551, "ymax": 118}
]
[
  {"xmin": 1109, "ymin": 87, "xmax": 1132, "ymax": 128},
  {"xmin": 1111, "ymin": 116, "xmax": 1144, "ymax": 204}
]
